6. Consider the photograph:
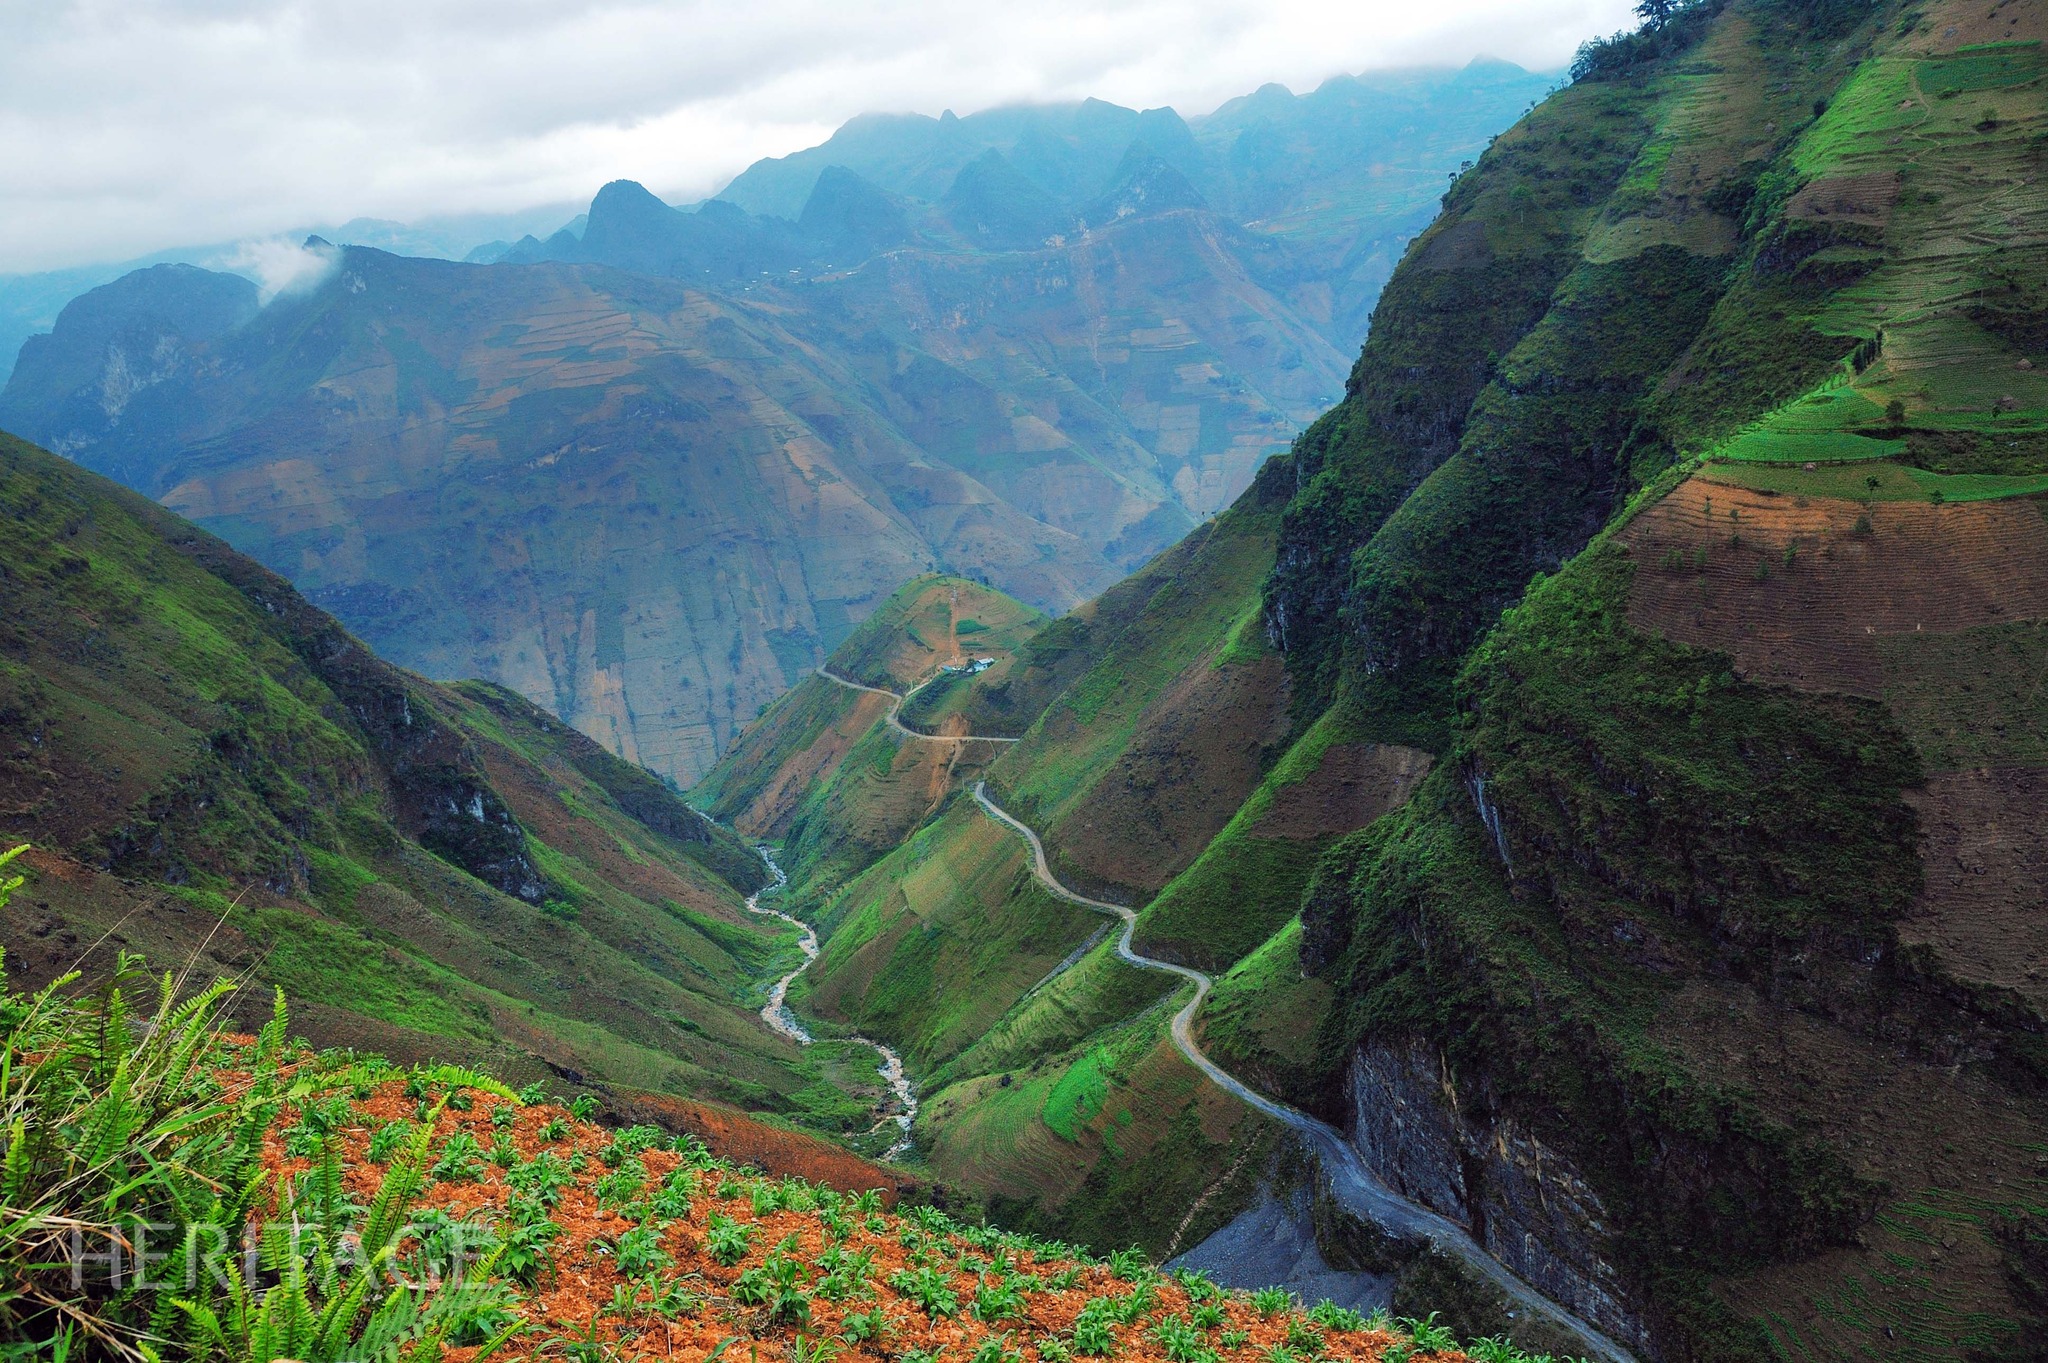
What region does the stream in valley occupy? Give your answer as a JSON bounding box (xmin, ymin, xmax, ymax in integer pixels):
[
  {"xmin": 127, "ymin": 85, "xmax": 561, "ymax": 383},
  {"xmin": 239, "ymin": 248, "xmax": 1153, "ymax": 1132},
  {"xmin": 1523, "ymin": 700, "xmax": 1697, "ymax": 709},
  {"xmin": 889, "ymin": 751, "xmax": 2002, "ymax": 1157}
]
[{"xmin": 744, "ymin": 846, "xmax": 918, "ymax": 1160}]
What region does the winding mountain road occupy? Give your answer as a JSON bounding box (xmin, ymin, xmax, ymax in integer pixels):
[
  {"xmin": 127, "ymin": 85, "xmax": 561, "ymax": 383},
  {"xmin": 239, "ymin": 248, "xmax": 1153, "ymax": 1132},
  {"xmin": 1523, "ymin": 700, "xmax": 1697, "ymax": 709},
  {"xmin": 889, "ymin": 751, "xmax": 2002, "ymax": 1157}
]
[
  {"xmin": 812, "ymin": 668, "xmax": 1638, "ymax": 1363},
  {"xmin": 817, "ymin": 666, "xmax": 1020, "ymax": 744}
]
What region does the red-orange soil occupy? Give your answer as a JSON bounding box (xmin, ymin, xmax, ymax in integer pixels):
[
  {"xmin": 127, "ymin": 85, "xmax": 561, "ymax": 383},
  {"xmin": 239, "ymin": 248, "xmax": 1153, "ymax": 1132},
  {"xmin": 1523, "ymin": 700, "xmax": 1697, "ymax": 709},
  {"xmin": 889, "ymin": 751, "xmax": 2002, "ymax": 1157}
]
[{"xmin": 258, "ymin": 1078, "xmax": 1453, "ymax": 1363}]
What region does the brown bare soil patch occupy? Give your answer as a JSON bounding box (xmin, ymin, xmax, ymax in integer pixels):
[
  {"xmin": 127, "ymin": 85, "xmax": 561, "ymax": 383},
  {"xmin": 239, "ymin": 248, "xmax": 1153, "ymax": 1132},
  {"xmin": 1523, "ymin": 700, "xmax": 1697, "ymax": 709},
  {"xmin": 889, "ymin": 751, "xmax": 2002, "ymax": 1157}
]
[
  {"xmin": 1913, "ymin": 0, "xmax": 2044, "ymax": 54},
  {"xmin": 1904, "ymin": 766, "xmax": 2048, "ymax": 1008},
  {"xmin": 1786, "ymin": 172, "xmax": 1901, "ymax": 227},
  {"xmin": 1251, "ymin": 744, "xmax": 1434, "ymax": 840},
  {"xmin": 1620, "ymin": 478, "xmax": 2048, "ymax": 693},
  {"xmin": 607, "ymin": 1087, "xmax": 912, "ymax": 1199},
  {"xmin": 1050, "ymin": 655, "xmax": 1293, "ymax": 898},
  {"xmin": 731, "ymin": 685, "xmax": 893, "ymax": 838},
  {"xmin": 475, "ymin": 741, "xmax": 736, "ymax": 917}
]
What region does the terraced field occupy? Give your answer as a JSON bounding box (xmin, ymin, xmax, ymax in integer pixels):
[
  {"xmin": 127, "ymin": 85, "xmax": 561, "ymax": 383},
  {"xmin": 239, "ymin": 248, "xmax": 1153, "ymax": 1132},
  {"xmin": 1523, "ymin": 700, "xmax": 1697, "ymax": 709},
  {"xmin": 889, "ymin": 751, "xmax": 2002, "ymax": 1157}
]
[{"xmin": 1620, "ymin": 475, "xmax": 2048, "ymax": 691}]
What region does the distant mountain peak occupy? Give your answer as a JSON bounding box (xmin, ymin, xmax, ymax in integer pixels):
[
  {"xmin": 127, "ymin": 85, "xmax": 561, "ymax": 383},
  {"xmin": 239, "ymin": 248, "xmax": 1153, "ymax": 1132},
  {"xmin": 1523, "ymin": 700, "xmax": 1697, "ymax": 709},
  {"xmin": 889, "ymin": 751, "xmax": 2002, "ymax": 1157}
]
[
  {"xmin": 1084, "ymin": 144, "xmax": 1209, "ymax": 228},
  {"xmin": 940, "ymin": 149, "xmax": 1070, "ymax": 250},
  {"xmin": 798, "ymin": 166, "xmax": 915, "ymax": 259}
]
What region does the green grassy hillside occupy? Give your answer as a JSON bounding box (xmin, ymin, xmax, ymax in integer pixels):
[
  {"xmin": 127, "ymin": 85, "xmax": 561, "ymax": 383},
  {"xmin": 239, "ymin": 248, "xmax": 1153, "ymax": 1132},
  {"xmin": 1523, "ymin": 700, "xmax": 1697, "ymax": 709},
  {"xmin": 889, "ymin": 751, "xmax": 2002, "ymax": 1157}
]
[{"xmin": 0, "ymin": 429, "xmax": 885, "ymax": 1137}]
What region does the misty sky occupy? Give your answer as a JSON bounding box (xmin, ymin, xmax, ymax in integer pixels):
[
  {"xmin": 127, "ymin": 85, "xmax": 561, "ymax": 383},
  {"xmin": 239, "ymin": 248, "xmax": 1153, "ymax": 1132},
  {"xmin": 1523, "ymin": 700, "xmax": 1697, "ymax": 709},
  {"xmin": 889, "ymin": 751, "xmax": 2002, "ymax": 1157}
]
[{"xmin": 1, "ymin": 0, "xmax": 1639, "ymax": 274}]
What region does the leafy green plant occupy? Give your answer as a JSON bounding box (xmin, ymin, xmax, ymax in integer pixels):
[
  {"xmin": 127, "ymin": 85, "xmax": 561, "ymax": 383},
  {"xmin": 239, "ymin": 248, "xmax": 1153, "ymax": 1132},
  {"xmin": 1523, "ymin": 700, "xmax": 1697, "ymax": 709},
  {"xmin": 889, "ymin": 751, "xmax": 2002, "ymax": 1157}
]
[
  {"xmin": 435, "ymin": 1278, "xmax": 524, "ymax": 1348},
  {"xmin": 1153, "ymin": 1314, "xmax": 1215, "ymax": 1363},
  {"xmin": 1284, "ymin": 1318, "xmax": 1323, "ymax": 1355},
  {"xmin": 283, "ymin": 1094, "xmax": 355, "ymax": 1156},
  {"xmin": 778, "ymin": 1176, "xmax": 818, "ymax": 1212},
  {"xmin": 1396, "ymin": 1313, "xmax": 1458, "ymax": 1352},
  {"xmin": 888, "ymin": 1265, "xmax": 961, "ymax": 1319},
  {"xmin": 731, "ymin": 1253, "xmax": 812, "ymax": 1327},
  {"xmin": 968, "ymin": 1334, "xmax": 1020, "ymax": 1363},
  {"xmin": 1191, "ymin": 1299, "xmax": 1228, "ymax": 1330},
  {"xmin": 1307, "ymin": 1301, "xmax": 1364, "ymax": 1333},
  {"xmin": 646, "ymin": 1277, "xmax": 700, "ymax": 1319},
  {"xmin": 814, "ymin": 1246, "xmax": 875, "ymax": 1303},
  {"xmin": 489, "ymin": 1132, "xmax": 519, "ymax": 1168},
  {"xmin": 495, "ymin": 1215, "xmax": 562, "ymax": 1287},
  {"xmin": 593, "ymin": 1156, "xmax": 648, "ymax": 1210},
  {"xmin": 840, "ymin": 1305, "xmax": 890, "ymax": 1345},
  {"xmin": 1038, "ymin": 1337, "xmax": 1075, "ymax": 1363},
  {"xmin": 972, "ymin": 1275, "xmax": 1028, "ymax": 1322},
  {"xmin": 1220, "ymin": 1329, "xmax": 1250, "ymax": 1350},
  {"xmin": 1250, "ymin": 1288, "xmax": 1293, "ymax": 1317},
  {"xmin": 650, "ymin": 1167, "xmax": 698, "ymax": 1219},
  {"xmin": 430, "ymin": 1131, "xmax": 487, "ymax": 1183},
  {"xmin": 707, "ymin": 1212, "xmax": 756, "ymax": 1267},
  {"xmin": 505, "ymin": 1149, "xmax": 576, "ymax": 1207},
  {"xmin": 789, "ymin": 1332, "xmax": 845, "ymax": 1363},
  {"xmin": 613, "ymin": 1224, "xmax": 672, "ymax": 1277},
  {"xmin": 567, "ymin": 1094, "xmax": 599, "ymax": 1119},
  {"xmin": 1072, "ymin": 1301, "xmax": 1119, "ymax": 1355},
  {"xmin": 367, "ymin": 1118, "xmax": 414, "ymax": 1164},
  {"xmin": 1106, "ymin": 1247, "xmax": 1150, "ymax": 1281},
  {"xmin": 616, "ymin": 1124, "xmax": 667, "ymax": 1155},
  {"xmin": 1112, "ymin": 1281, "xmax": 1157, "ymax": 1325}
]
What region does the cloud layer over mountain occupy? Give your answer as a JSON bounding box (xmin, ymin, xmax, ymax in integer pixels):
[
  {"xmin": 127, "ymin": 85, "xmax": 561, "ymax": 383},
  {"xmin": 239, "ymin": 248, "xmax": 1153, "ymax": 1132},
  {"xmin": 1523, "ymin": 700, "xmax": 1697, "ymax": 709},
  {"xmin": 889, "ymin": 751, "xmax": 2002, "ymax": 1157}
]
[{"xmin": 3, "ymin": 0, "xmax": 1633, "ymax": 272}]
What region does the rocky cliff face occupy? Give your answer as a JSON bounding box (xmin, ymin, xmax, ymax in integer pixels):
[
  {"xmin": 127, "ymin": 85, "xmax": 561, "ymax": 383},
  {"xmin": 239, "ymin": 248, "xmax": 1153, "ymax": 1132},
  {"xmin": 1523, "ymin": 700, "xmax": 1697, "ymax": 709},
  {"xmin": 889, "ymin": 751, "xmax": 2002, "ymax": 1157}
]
[{"xmin": 1344, "ymin": 1043, "xmax": 1648, "ymax": 1355}]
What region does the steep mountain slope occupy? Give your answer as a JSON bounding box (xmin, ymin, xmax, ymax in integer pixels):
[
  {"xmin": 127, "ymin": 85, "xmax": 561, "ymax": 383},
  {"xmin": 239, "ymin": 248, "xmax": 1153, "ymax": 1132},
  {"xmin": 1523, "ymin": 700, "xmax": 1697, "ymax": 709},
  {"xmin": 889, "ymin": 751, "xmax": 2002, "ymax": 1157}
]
[
  {"xmin": 685, "ymin": 2, "xmax": 2048, "ymax": 1358},
  {"xmin": 0, "ymin": 429, "xmax": 898, "ymax": 1138},
  {"xmin": 696, "ymin": 460, "xmax": 1325, "ymax": 1276},
  {"xmin": 1236, "ymin": 2, "xmax": 2048, "ymax": 1358}
]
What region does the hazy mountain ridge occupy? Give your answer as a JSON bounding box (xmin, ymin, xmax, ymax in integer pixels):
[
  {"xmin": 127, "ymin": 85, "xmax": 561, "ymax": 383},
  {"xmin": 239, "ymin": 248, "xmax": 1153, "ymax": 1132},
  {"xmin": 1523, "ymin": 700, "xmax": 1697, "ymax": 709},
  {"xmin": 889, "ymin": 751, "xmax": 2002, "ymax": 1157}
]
[{"xmin": 0, "ymin": 66, "xmax": 1541, "ymax": 784}]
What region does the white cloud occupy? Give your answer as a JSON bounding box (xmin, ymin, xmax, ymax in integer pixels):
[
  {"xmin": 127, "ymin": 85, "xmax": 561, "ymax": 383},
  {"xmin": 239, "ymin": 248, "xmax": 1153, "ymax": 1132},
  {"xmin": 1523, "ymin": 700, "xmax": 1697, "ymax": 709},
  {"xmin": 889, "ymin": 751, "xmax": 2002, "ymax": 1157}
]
[
  {"xmin": 222, "ymin": 235, "xmax": 342, "ymax": 302},
  {"xmin": 0, "ymin": 0, "xmax": 1638, "ymax": 273}
]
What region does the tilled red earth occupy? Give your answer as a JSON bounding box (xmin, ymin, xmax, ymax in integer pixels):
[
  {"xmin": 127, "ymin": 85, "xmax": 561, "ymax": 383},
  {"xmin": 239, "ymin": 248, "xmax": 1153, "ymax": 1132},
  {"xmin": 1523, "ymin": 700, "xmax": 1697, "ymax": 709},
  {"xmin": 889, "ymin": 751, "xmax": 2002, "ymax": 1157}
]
[{"xmin": 262, "ymin": 1078, "xmax": 1458, "ymax": 1363}]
